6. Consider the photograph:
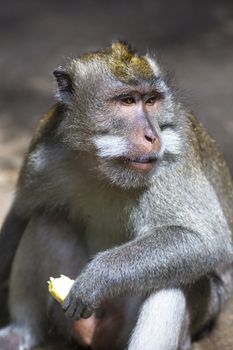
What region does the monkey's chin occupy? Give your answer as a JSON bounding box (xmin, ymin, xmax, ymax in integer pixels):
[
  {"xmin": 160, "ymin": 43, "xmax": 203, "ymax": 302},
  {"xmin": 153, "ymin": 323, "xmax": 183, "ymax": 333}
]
[{"xmin": 97, "ymin": 158, "xmax": 155, "ymax": 189}]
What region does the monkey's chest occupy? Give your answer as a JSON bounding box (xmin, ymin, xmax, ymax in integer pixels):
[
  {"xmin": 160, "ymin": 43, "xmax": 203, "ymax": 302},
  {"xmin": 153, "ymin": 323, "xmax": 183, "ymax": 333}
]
[{"xmin": 83, "ymin": 208, "xmax": 129, "ymax": 256}]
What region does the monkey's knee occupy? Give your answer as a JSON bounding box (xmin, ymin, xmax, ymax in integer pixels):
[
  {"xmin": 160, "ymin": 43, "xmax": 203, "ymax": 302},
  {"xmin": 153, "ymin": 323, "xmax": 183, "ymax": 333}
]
[
  {"xmin": 128, "ymin": 289, "xmax": 189, "ymax": 350},
  {"xmin": 187, "ymin": 274, "xmax": 227, "ymax": 342}
]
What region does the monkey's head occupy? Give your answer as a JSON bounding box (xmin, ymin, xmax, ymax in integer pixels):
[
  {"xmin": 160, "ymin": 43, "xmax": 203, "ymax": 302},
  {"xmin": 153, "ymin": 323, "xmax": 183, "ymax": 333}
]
[{"xmin": 54, "ymin": 42, "xmax": 188, "ymax": 189}]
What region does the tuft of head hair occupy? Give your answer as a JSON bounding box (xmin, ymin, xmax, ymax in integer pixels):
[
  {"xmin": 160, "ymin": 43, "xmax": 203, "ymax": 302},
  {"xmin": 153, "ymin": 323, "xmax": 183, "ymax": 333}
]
[
  {"xmin": 54, "ymin": 41, "xmax": 160, "ymax": 102},
  {"xmin": 109, "ymin": 41, "xmax": 155, "ymax": 83}
]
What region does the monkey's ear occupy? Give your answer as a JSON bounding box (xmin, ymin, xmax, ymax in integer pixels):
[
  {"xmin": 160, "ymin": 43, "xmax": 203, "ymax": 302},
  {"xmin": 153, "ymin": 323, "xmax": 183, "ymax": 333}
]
[{"xmin": 53, "ymin": 69, "xmax": 74, "ymax": 103}]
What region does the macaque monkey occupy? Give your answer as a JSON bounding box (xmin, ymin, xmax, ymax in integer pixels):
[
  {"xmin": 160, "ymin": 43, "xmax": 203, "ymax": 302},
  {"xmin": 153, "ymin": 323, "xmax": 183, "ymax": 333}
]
[{"xmin": 0, "ymin": 41, "xmax": 232, "ymax": 350}]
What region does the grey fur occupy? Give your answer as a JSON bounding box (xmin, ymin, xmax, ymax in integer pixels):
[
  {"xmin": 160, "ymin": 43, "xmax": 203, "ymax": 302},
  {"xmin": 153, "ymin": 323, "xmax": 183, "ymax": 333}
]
[{"xmin": 0, "ymin": 42, "xmax": 233, "ymax": 349}]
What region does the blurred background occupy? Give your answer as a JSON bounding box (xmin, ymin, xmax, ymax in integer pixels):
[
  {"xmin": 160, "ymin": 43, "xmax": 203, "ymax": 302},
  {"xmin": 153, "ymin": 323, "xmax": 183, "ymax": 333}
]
[
  {"xmin": 1, "ymin": 0, "xmax": 233, "ymax": 223},
  {"xmin": 0, "ymin": 1, "xmax": 233, "ymax": 348}
]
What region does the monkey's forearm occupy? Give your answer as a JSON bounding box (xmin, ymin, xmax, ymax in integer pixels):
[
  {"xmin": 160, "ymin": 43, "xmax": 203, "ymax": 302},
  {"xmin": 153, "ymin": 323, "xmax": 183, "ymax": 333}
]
[
  {"xmin": 63, "ymin": 225, "xmax": 233, "ymax": 319},
  {"xmin": 88, "ymin": 226, "xmax": 232, "ymax": 296}
]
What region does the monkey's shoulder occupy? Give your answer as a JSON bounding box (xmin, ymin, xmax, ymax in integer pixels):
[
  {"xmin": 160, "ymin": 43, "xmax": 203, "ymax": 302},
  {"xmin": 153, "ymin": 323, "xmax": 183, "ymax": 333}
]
[
  {"xmin": 29, "ymin": 103, "xmax": 64, "ymax": 152},
  {"xmin": 17, "ymin": 104, "xmax": 66, "ymax": 186},
  {"xmin": 14, "ymin": 104, "xmax": 73, "ymax": 216}
]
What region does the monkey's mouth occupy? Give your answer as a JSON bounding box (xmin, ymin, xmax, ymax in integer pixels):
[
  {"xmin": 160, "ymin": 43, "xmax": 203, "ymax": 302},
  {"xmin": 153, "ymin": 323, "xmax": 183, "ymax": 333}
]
[{"xmin": 120, "ymin": 155, "xmax": 157, "ymax": 172}]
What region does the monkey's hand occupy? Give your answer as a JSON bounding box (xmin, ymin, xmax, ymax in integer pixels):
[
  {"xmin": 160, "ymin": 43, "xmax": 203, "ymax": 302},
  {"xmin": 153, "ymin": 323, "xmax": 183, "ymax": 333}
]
[{"xmin": 62, "ymin": 255, "xmax": 111, "ymax": 320}]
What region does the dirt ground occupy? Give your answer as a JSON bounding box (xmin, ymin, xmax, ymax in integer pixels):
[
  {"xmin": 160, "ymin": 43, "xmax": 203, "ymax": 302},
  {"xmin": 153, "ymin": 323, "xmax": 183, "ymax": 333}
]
[{"xmin": 0, "ymin": 0, "xmax": 233, "ymax": 349}]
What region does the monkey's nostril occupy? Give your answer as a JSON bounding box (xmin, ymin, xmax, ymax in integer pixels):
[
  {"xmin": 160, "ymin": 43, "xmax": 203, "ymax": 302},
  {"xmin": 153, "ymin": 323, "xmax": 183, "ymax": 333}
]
[
  {"xmin": 145, "ymin": 133, "xmax": 157, "ymax": 144},
  {"xmin": 145, "ymin": 135, "xmax": 154, "ymax": 143},
  {"xmin": 143, "ymin": 129, "xmax": 161, "ymax": 151},
  {"xmin": 144, "ymin": 126, "xmax": 157, "ymax": 144}
]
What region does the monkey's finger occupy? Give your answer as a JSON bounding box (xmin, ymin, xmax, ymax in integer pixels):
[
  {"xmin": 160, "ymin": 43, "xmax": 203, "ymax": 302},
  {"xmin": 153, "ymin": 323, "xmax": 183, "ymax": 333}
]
[
  {"xmin": 81, "ymin": 307, "xmax": 93, "ymax": 319},
  {"xmin": 72, "ymin": 301, "xmax": 92, "ymax": 320},
  {"xmin": 64, "ymin": 298, "xmax": 80, "ymax": 319},
  {"xmin": 95, "ymin": 307, "xmax": 106, "ymax": 318},
  {"xmin": 62, "ymin": 296, "xmax": 71, "ymax": 312},
  {"xmin": 66, "ymin": 305, "xmax": 78, "ymax": 319}
]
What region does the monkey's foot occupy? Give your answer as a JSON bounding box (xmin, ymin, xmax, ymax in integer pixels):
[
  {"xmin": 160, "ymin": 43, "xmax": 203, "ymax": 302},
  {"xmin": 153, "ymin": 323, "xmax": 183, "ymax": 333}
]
[
  {"xmin": 0, "ymin": 330, "xmax": 23, "ymax": 350},
  {"xmin": 0, "ymin": 325, "xmax": 37, "ymax": 350}
]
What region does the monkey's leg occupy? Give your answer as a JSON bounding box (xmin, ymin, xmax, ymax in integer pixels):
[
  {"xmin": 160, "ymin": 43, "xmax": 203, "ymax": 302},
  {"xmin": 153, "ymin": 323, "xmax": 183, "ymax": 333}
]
[
  {"xmin": 127, "ymin": 275, "xmax": 229, "ymax": 350},
  {"xmin": 5, "ymin": 215, "xmax": 88, "ymax": 349},
  {"xmin": 187, "ymin": 272, "xmax": 232, "ymax": 342},
  {"xmin": 128, "ymin": 288, "xmax": 190, "ymax": 350}
]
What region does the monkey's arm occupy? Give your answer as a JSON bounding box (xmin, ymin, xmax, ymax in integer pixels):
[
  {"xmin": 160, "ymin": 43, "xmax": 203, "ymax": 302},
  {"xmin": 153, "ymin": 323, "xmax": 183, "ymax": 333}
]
[
  {"xmin": 0, "ymin": 105, "xmax": 63, "ymax": 287},
  {"xmin": 63, "ymin": 225, "xmax": 233, "ymax": 320},
  {"xmin": 0, "ymin": 205, "xmax": 28, "ymax": 284}
]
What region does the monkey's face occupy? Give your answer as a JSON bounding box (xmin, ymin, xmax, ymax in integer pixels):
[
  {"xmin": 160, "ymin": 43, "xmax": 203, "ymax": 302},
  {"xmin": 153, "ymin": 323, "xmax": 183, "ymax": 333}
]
[
  {"xmin": 55, "ymin": 42, "xmax": 187, "ymax": 189},
  {"xmin": 90, "ymin": 81, "xmax": 186, "ymax": 189},
  {"xmin": 87, "ymin": 86, "xmax": 159, "ymax": 186}
]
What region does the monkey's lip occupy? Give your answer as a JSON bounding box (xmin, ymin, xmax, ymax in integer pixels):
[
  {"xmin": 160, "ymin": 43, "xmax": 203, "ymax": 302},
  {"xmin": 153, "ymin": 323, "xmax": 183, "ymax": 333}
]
[{"xmin": 120, "ymin": 156, "xmax": 157, "ymax": 172}]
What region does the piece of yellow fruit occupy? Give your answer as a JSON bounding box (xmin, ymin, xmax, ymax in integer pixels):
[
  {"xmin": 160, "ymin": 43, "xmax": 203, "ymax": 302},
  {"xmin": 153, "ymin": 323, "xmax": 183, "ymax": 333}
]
[{"xmin": 48, "ymin": 275, "xmax": 74, "ymax": 303}]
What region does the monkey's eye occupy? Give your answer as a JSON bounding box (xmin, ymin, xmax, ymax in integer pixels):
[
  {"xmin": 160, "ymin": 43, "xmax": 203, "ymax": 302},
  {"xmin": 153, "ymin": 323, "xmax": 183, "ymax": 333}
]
[
  {"xmin": 145, "ymin": 96, "xmax": 157, "ymax": 105},
  {"xmin": 160, "ymin": 123, "xmax": 175, "ymax": 131},
  {"xmin": 119, "ymin": 96, "xmax": 135, "ymax": 105}
]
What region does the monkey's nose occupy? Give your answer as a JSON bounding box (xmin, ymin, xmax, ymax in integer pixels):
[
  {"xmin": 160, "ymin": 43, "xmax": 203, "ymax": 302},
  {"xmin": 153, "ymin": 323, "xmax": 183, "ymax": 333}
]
[
  {"xmin": 133, "ymin": 126, "xmax": 161, "ymax": 153},
  {"xmin": 144, "ymin": 128, "xmax": 157, "ymax": 144},
  {"xmin": 144, "ymin": 127, "xmax": 161, "ymax": 152}
]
